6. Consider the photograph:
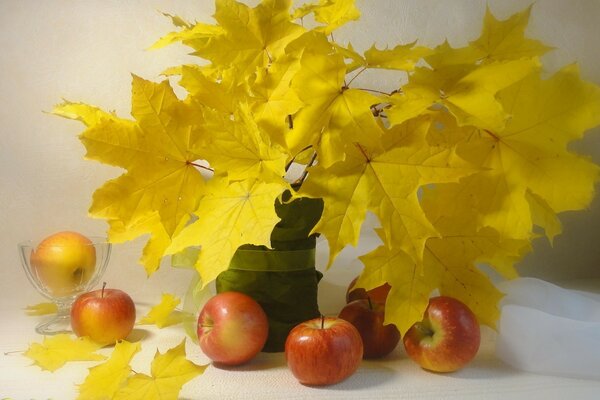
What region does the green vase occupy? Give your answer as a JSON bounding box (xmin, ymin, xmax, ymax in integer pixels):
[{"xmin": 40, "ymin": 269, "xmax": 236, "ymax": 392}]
[{"xmin": 215, "ymin": 192, "xmax": 323, "ymax": 352}]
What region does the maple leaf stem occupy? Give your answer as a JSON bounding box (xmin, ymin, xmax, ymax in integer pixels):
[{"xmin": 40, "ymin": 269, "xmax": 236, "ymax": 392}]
[
  {"xmin": 285, "ymin": 145, "xmax": 313, "ymax": 172},
  {"xmin": 483, "ymin": 129, "xmax": 501, "ymax": 141},
  {"xmin": 371, "ymin": 104, "xmax": 388, "ymax": 118},
  {"xmin": 355, "ymin": 143, "xmax": 371, "ymax": 162},
  {"xmin": 357, "ymin": 87, "xmax": 393, "ymax": 96},
  {"xmin": 346, "ymin": 67, "xmax": 368, "ymax": 88},
  {"xmin": 264, "ymin": 47, "xmax": 273, "ymax": 64},
  {"xmin": 293, "ymin": 151, "xmax": 318, "ymax": 187},
  {"xmin": 187, "ymin": 161, "xmax": 214, "ymax": 172}
]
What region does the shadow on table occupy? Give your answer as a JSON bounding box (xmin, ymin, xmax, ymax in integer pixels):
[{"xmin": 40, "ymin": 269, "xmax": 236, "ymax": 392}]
[
  {"xmin": 441, "ymin": 353, "xmax": 520, "ymax": 380},
  {"xmin": 313, "ymin": 362, "xmax": 398, "ymax": 391},
  {"xmin": 212, "ymin": 351, "xmax": 287, "ymax": 372},
  {"xmin": 126, "ymin": 328, "xmax": 154, "ymax": 343}
]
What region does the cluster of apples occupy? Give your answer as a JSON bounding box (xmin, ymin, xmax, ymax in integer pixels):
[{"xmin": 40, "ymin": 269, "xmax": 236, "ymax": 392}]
[
  {"xmin": 30, "ymin": 231, "xmax": 136, "ymax": 345},
  {"xmin": 343, "ymin": 279, "xmax": 481, "ymax": 374},
  {"xmin": 197, "ymin": 278, "xmax": 481, "ymax": 386},
  {"xmin": 31, "ymin": 231, "xmax": 481, "ymax": 386}
]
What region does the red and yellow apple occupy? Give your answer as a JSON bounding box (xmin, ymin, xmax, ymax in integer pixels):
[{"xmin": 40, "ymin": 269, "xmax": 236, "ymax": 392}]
[
  {"xmin": 30, "ymin": 231, "xmax": 96, "ymax": 297},
  {"xmin": 403, "ymin": 296, "xmax": 480, "ymax": 372},
  {"xmin": 346, "ymin": 276, "xmax": 390, "ymax": 305},
  {"xmin": 285, "ymin": 316, "xmax": 363, "ymax": 386},
  {"xmin": 338, "ymin": 299, "xmax": 400, "ymax": 359},
  {"xmin": 197, "ymin": 291, "xmax": 268, "ymax": 366},
  {"xmin": 71, "ymin": 284, "xmax": 136, "ymax": 346}
]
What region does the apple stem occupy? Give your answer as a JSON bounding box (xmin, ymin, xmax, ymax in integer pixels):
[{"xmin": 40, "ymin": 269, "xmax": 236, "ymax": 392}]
[
  {"xmin": 101, "ymin": 282, "xmax": 106, "ymax": 298},
  {"xmin": 321, "ymin": 315, "xmax": 325, "ymax": 329},
  {"xmin": 367, "ymin": 296, "xmax": 373, "ymax": 310}
]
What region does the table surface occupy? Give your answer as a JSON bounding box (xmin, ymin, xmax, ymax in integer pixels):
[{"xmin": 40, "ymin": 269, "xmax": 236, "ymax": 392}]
[{"xmin": 2, "ymin": 279, "xmax": 600, "ymax": 400}]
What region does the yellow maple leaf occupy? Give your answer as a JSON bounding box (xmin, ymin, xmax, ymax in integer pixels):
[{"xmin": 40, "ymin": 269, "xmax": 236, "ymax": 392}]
[
  {"xmin": 392, "ymin": 58, "xmax": 539, "ymax": 132},
  {"xmin": 167, "ymin": 178, "xmax": 288, "ymax": 285},
  {"xmin": 24, "ymin": 334, "xmax": 106, "ymax": 372},
  {"xmin": 288, "ymin": 32, "xmax": 383, "ymax": 166},
  {"xmin": 332, "ymin": 42, "xmax": 365, "ymax": 73},
  {"xmin": 424, "ymin": 170, "xmax": 536, "ymax": 244},
  {"xmin": 526, "ymin": 190, "xmax": 562, "ymax": 244},
  {"xmin": 357, "ymin": 238, "xmax": 435, "ymax": 336},
  {"xmin": 391, "ymin": 5, "xmax": 548, "ymax": 130},
  {"xmin": 52, "ymin": 100, "xmax": 118, "ymax": 126},
  {"xmin": 113, "ymin": 340, "xmax": 206, "ymax": 400},
  {"xmin": 471, "ymin": 5, "xmax": 553, "ymax": 62},
  {"xmin": 423, "ymin": 40, "xmax": 483, "ymax": 70},
  {"xmin": 294, "ymin": 0, "xmax": 360, "ymax": 34},
  {"xmin": 301, "ymin": 117, "xmax": 476, "ymax": 267},
  {"xmin": 90, "ymin": 76, "xmax": 206, "ymax": 234},
  {"xmin": 362, "ymin": 43, "xmax": 432, "ymax": 71},
  {"xmin": 424, "ymin": 6, "xmax": 551, "ymax": 70},
  {"xmin": 107, "ymin": 214, "xmax": 180, "ymax": 276},
  {"xmin": 358, "ymin": 216, "xmax": 530, "ymax": 335},
  {"xmin": 24, "ymin": 302, "xmax": 57, "ymax": 316},
  {"xmin": 385, "ymin": 87, "xmax": 439, "ymax": 128},
  {"xmin": 179, "ymin": 65, "xmax": 245, "ymax": 115},
  {"xmin": 185, "ymin": 0, "xmax": 305, "ymax": 79},
  {"xmin": 364, "ymin": 61, "xmax": 600, "ymax": 331},
  {"xmin": 202, "ymin": 105, "xmax": 289, "ymax": 183},
  {"xmin": 419, "ymin": 186, "xmax": 531, "ymax": 327},
  {"xmin": 495, "ymin": 65, "xmax": 600, "ymax": 212},
  {"xmin": 77, "ymin": 340, "xmax": 141, "ymax": 400},
  {"xmin": 449, "ymin": 65, "xmax": 600, "ymax": 240},
  {"xmin": 149, "ymin": 21, "xmax": 223, "ymax": 51},
  {"xmin": 250, "ymin": 55, "xmax": 304, "ymax": 145},
  {"xmin": 54, "ymin": 75, "xmax": 207, "ymax": 274},
  {"xmin": 138, "ymin": 294, "xmax": 183, "ymax": 328}
]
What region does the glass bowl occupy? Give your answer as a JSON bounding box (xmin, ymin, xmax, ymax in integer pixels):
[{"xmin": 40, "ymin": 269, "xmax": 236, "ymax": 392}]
[{"xmin": 18, "ymin": 235, "xmax": 111, "ymax": 335}]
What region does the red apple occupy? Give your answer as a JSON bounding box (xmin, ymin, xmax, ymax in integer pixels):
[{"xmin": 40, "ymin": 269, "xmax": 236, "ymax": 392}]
[
  {"xmin": 338, "ymin": 299, "xmax": 400, "ymax": 359},
  {"xmin": 403, "ymin": 296, "xmax": 480, "ymax": 372},
  {"xmin": 346, "ymin": 276, "xmax": 390, "ymax": 305},
  {"xmin": 31, "ymin": 231, "xmax": 96, "ymax": 297},
  {"xmin": 285, "ymin": 316, "xmax": 363, "ymax": 386},
  {"xmin": 71, "ymin": 283, "xmax": 136, "ymax": 346},
  {"xmin": 197, "ymin": 291, "xmax": 268, "ymax": 366}
]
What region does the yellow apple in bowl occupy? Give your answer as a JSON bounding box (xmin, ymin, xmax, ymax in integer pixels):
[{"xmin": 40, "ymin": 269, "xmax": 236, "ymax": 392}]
[{"xmin": 30, "ymin": 231, "xmax": 96, "ymax": 297}]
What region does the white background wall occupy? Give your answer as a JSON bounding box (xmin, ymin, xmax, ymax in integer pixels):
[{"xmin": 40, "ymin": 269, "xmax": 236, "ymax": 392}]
[{"xmin": 1, "ymin": 0, "xmax": 599, "ymax": 307}]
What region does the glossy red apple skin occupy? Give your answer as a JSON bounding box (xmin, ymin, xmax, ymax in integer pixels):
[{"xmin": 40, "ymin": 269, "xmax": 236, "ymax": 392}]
[
  {"xmin": 338, "ymin": 299, "xmax": 400, "ymax": 359},
  {"xmin": 71, "ymin": 287, "xmax": 136, "ymax": 346},
  {"xmin": 197, "ymin": 291, "xmax": 268, "ymax": 366},
  {"xmin": 346, "ymin": 277, "xmax": 390, "ymax": 305},
  {"xmin": 285, "ymin": 317, "xmax": 363, "ymax": 386},
  {"xmin": 403, "ymin": 296, "xmax": 480, "ymax": 372}
]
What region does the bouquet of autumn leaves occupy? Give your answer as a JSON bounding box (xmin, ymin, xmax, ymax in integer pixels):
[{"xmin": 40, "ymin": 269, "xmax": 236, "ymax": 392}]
[{"xmin": 53, "ymin": 0, "xmax": 600, "ymax": 336}]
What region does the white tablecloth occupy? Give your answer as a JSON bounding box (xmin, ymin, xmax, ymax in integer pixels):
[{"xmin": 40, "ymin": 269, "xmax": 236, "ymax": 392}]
[{"xmin": 2, "ymin": 276, "xmax": 600, "ymax": 400}]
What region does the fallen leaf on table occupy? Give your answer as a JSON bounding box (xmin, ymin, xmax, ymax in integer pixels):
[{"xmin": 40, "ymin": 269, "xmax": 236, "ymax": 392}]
[
  {"xmin": 114, "ymin": 339, "xmax": 207, "ymax": 400},
  {"xmin": 77, "ymin": 340, "xmax": 141, "ymax": 400},
  {"xmin": 24, "ymin": 302, "xmax": 58, "ymax": 316},
  {"xmin": 138, "ymin": 293, "xmax": 184, "ymax": 328},
  {"xmin": 24, "ymin": 334, "xmax": 106, "ymax": 372}
]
